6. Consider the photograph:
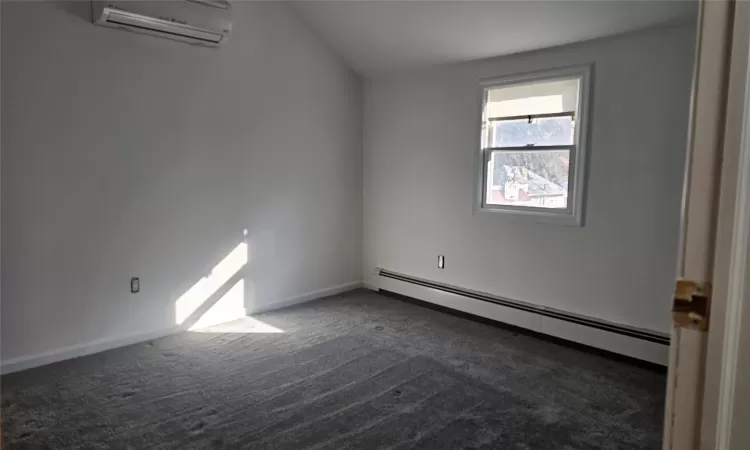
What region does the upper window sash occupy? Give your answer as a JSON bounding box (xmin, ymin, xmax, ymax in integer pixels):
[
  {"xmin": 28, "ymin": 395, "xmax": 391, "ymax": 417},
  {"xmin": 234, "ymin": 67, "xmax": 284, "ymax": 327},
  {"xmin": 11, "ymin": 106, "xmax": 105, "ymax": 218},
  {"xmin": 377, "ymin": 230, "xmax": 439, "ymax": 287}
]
[
  {"xmin": 485, "ymin": 145, "xmax": 576, "ymax": 152},
  {"xmin": 486, "ymin": 111, "xmax": 575, "ymax": 123},
  {"xmin": 483, "ymin": 111, "xmax": 576, "ymax": 150}
]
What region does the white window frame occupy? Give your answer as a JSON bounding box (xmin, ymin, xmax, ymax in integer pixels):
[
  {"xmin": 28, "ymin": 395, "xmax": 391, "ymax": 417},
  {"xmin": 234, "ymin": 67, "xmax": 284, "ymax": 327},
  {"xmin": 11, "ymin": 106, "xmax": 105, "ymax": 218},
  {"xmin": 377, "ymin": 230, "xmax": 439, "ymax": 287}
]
[{"xmin": 474, "ymin": 64, "xmax": 592, "ymax": 226}]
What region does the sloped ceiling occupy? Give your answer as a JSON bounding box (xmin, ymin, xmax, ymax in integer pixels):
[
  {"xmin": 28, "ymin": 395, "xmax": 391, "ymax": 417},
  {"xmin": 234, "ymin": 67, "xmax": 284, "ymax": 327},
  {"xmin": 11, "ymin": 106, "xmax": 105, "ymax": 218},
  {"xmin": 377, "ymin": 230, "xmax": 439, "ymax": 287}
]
[{"xmin": 291, "ymin": 0, "xmax": 698, "ymax": 75}]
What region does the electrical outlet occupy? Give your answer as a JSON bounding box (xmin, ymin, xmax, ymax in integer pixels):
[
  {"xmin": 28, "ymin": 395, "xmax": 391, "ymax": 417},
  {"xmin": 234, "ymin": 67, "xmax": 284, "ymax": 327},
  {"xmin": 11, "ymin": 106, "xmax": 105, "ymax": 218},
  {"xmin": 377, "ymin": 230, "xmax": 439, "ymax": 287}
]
[
  {"xmin": 438, "ymin": 255, "xmax": 445, "ymax": 269},
  {"xmin": 130, "ymin": 277, "xmax": 140, "ymax": 293}
]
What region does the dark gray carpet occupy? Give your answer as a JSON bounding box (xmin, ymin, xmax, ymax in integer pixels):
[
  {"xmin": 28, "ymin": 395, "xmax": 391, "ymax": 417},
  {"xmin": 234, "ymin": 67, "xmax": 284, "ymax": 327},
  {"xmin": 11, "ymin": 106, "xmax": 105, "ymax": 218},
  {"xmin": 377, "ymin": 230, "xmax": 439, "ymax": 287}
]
[{"xmin": 2, "ymin": 289, "xmax": 666, "ymax": 449}]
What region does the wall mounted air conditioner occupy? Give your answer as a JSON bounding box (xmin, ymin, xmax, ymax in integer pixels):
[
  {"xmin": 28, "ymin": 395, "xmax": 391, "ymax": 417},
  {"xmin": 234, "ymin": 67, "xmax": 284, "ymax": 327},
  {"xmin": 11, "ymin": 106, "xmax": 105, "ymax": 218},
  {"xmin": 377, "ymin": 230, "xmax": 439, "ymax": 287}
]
[{"xmin": 92, "ymin": 1, "xmax": 232, "ymax": 47}]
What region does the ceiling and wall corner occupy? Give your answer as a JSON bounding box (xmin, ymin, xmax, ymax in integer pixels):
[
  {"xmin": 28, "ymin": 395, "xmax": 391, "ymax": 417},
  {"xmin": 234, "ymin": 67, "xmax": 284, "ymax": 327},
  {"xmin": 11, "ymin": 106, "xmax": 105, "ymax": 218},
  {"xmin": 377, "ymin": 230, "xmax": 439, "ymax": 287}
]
[{"xmin": 291, "ymin": 0, "xmax": 698, "ymax": 76}]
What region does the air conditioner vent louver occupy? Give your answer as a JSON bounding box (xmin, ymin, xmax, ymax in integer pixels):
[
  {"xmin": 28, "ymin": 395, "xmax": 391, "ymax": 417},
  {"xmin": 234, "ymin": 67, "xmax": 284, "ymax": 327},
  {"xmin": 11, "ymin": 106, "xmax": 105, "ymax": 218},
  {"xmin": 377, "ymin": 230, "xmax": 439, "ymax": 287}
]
[
  {"xmin": 92, "ymin": 1, "xmax": 232, "ymax": 47},
  {"xmin": 105, "ymin": 12, "xmax": 223, "ymax": 44}
]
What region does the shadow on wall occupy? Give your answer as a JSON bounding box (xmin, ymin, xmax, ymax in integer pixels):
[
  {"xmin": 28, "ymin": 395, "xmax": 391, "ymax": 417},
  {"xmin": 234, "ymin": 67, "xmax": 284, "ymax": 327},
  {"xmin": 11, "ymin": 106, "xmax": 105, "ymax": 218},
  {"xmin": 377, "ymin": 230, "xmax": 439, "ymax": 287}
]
[
  {"xmin": 54, "ymin": 1, "xmax": 93, "ymax": 23},
  {"xmin": 173, "ymin": 229, "xmax": 284, "ymax": 334}
]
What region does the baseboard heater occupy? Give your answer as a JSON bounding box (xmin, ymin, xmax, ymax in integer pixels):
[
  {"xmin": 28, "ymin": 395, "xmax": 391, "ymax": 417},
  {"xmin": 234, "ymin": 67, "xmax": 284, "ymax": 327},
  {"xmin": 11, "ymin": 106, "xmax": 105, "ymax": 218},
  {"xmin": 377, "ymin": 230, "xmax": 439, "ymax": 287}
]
[{"xmin": 377, "ymin": 268, "xmax": 670, "ymax": 346}]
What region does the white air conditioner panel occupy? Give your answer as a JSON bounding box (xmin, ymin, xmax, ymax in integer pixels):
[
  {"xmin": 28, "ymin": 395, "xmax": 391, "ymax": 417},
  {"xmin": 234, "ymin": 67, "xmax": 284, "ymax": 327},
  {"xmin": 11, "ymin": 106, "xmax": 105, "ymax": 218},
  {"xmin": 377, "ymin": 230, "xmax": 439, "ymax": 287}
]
[{"xmin": 92, "ymin": 1, "xmax": 232, "ymax": 47}]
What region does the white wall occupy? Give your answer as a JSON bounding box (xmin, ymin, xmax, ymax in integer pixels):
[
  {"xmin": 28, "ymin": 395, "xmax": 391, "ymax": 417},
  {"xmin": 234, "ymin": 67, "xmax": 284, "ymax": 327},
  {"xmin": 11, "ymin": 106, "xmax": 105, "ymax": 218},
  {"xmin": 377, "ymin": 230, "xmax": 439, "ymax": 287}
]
[
  {"xmin": 1, "ymin": 1, "xmax": 363, "ymax": 365},
  {"xmin": 363, "ymin": 24, "xmax": 695, "ymax": 334}
]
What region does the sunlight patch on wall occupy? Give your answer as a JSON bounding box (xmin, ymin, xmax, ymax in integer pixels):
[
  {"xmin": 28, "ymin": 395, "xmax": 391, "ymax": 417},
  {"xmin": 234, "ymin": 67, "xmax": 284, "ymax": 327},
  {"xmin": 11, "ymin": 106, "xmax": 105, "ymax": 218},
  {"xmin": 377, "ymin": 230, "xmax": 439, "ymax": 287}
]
[
  {"xmin": 175, "ymin": 242, "xmax": 248, "ymax": 326},
  {"xmin": 188, "ymin": 278, "xmax": 247, "ymax": 330}
]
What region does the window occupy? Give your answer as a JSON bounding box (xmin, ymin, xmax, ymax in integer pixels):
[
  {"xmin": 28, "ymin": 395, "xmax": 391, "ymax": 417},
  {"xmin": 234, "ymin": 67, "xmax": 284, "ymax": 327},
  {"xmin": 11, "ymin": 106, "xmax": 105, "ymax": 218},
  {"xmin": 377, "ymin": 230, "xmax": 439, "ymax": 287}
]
[{"xmin": 476, "ymin": 65, "xmax": 591, "ymax": 225}]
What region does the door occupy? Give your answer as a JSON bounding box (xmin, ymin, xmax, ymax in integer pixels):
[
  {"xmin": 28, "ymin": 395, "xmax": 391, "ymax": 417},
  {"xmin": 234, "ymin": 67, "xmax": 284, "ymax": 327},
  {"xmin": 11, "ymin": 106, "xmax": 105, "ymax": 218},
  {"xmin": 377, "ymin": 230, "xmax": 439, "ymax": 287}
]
[{"xmin": 663, "ymin": 1, "xmax": 750, "ymax": 449}]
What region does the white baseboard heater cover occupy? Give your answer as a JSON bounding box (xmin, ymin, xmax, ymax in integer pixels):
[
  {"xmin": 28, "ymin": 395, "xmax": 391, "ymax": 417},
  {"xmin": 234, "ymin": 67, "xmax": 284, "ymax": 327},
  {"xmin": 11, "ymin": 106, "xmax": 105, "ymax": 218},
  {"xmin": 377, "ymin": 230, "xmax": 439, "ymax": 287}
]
[{"xmin": 377, "ymin": 268, "xmax": 670, "ymax": 347}]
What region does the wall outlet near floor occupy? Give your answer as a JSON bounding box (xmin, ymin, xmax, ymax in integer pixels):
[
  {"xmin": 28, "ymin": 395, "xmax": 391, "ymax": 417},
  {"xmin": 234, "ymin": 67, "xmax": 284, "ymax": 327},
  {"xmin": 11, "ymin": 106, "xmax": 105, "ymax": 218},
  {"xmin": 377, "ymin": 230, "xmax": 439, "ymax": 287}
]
[
  {"xmin": 437, "ymin": 255, "xmax": 445, "ymax": 269},
  {"xmin": 130, "ymin": 277, "xmax": 140, "ymax": 293}
]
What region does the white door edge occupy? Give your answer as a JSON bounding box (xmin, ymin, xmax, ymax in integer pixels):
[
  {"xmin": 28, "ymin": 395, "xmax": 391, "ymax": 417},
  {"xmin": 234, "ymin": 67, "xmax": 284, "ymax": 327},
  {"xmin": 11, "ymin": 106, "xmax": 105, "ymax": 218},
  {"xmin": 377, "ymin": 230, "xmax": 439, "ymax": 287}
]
[{"xmin": 714, "ymin": 32, "xmax": 750, "ymax": 450}]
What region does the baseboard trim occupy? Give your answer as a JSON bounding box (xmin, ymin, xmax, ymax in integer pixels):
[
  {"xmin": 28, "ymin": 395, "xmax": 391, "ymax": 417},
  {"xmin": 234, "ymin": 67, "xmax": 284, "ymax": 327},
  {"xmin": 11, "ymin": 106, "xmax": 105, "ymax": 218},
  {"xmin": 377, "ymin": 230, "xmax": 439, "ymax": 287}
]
[
  {"xmin": 0, "ymin": 281, "xmax": 363, "ymax": 375},
  {"xmin": 379, "ymin": 268, "xmax": 669, "ymax": 345},
  {"xmin": 380, "ymin": 289, "xmax": 666, "ymax": 373},
  {"xmin": 248, "ymin": 281, "xmax": 363, "ymax": 315},
  {"xmin": 372, "ymin": 270, "xmax": 670, "ymax": 365},
  {"xmin": 0, "ymin": 326, "xmax": 182, "ymax": 375}
]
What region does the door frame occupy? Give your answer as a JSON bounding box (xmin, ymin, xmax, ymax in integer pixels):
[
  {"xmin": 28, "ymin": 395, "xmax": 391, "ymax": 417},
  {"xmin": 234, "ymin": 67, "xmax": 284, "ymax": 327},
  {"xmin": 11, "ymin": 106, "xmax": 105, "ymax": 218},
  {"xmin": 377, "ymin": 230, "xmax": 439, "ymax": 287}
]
[
  {"xmin": 665, "ymin": 1, "xmax": 750, "ymax": 449},
  {"xmin": 664, "ymin": 1, "xmax": 734, "ymax": 447},
  {"xmin": 701, "ymin": 1, "xmax": 750, "ymax": 447},
  {"xmin": 669, "ymin": 1, "xmax": 750, "ymax": 448}
]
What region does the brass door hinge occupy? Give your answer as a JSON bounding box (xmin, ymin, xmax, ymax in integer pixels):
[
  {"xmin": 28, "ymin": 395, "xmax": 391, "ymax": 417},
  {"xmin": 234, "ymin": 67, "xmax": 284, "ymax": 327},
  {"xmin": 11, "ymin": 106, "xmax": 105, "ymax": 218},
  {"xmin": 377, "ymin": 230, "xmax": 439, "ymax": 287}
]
[{"xmin": 673, "ymin": 279, "xmax": 712, "ymax": 331}]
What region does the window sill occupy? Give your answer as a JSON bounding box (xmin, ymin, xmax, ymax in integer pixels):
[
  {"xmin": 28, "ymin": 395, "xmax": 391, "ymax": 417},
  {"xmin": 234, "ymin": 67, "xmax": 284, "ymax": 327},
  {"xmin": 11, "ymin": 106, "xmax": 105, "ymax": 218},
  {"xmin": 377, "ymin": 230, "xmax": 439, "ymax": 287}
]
[{"xmin": 473, "ymin": 204, "xmax": 584, "ymax": 227}]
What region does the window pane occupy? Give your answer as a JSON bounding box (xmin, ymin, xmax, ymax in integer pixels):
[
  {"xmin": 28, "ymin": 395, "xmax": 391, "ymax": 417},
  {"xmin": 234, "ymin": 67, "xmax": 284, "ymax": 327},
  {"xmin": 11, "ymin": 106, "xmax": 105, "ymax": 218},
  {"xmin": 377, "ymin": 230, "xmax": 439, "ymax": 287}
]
[
  {"xmin": 486, "ymin": 150, "xmax": 570, "ymax": 209},
  {"xmin": 489, "ymin": 115, "xmax": 574, "ymax": 147}
]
